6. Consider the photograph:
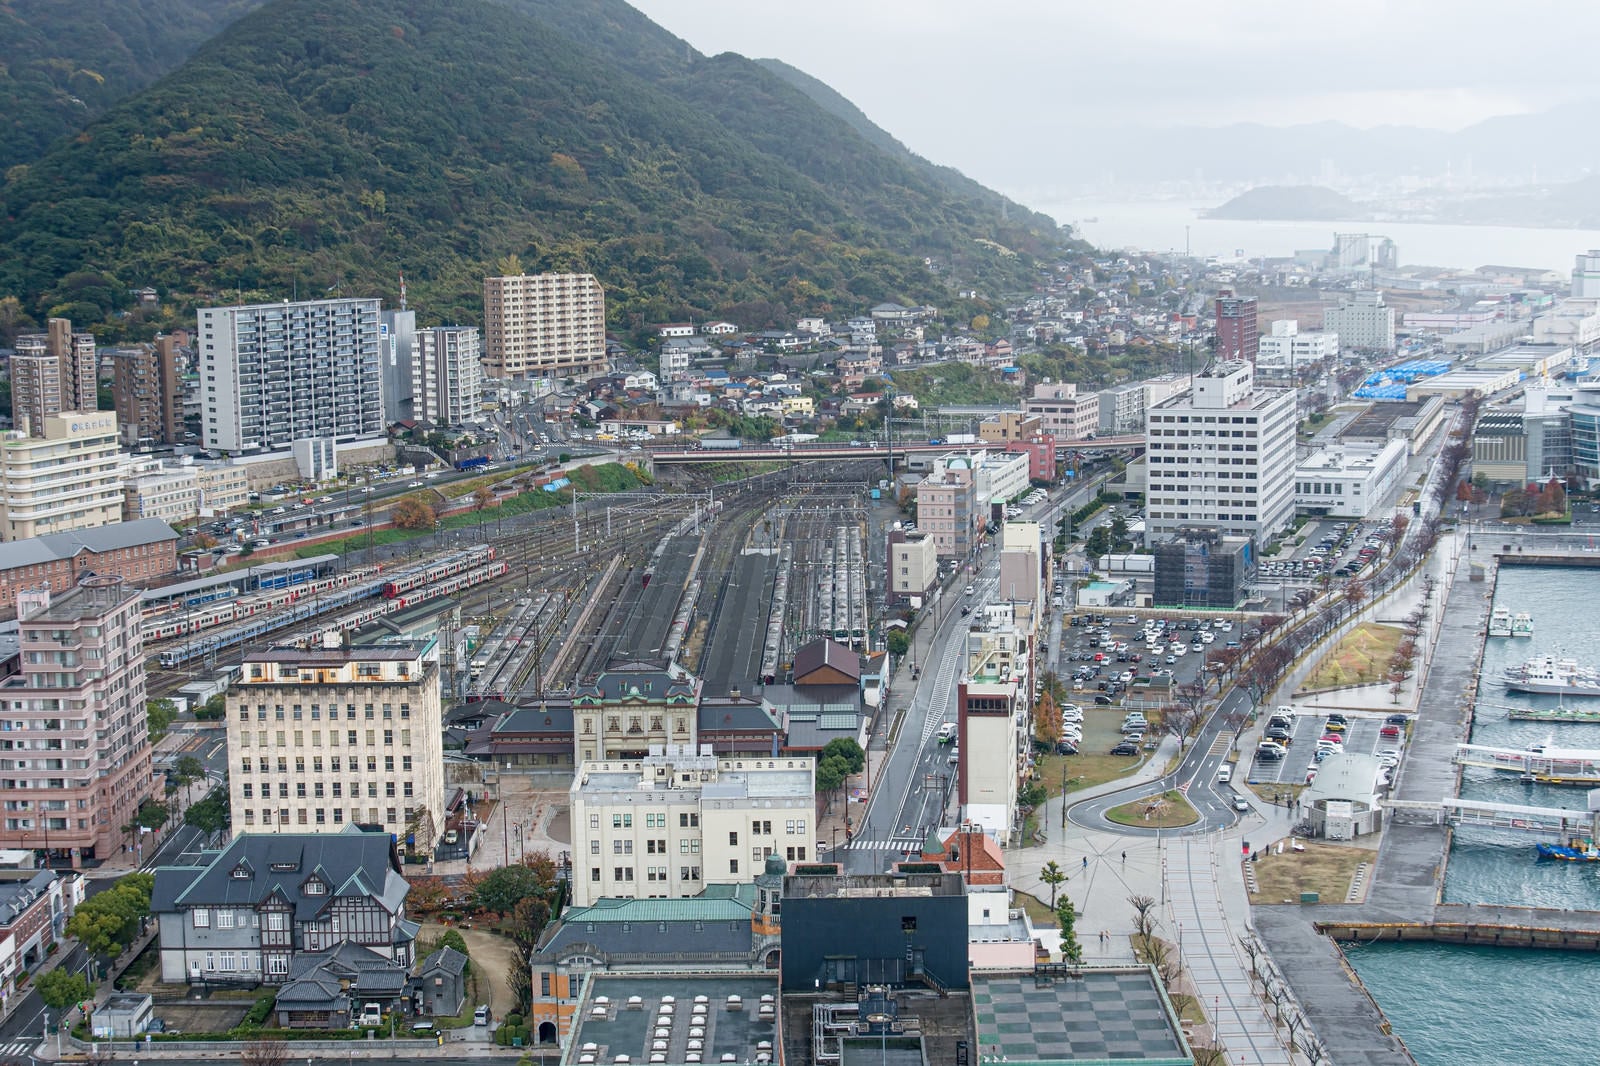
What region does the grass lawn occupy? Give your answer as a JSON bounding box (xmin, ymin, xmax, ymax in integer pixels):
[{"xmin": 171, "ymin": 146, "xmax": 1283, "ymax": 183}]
[
  {"xmin": 1300, "ymin": 622, "xmax": 1404, "ymax": 690},
  {"xmin": 1247, "ymin": 782, "xmax": 1307, "ymax": 808},
  {"xmin": 1106, "ymin": 790, "xmax": 1198, "ymax": 828},
  {"xmin": 1249, "ymin": 841, "xmax": 1371, "ymax": 904},
  {"xmin": 1016, "ymin": 890, "xmax": 1059, "ymax": 928}
]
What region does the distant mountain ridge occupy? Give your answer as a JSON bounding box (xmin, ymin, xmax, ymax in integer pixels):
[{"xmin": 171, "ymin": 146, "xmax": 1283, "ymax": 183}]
[
  {"xmin": 0, "ymin": 0, "xmax": 1074, "ymax": 336},
  {"xmin": 1068, "ymin": 101, "xmax": 1600, "ymax": 186},
  {"xmin": 1205, "ymin": 186, "xmax": 1368, "ymax": 222}
]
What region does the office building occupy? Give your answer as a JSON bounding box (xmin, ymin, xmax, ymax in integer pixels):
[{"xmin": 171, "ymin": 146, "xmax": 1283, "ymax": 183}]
[
  {"xmin": 198, "ymin": 298, "xmax": 384, "ymax": 453},
  {"xmin": 1292, "ymin": 440, "xmax": 1409, "ymax": 518},
  {"xmin": 225, "ymin": 642, "xmax": 446, "ymax": 847},
  {"xmin": 886, "ymin": 529, "xmax": 938, "ymax": 607},
  {"xmin": 413, "ymin": 326, "xmax": 483, "ymax": 427},
  {"xmin": 1323, "ymin": 290, "xmax": 1396, "ymax": 352},
  {"xmin": 120, "ymin": 457, "xmax": 250, "ymax": 523},
  {"xmin": 110, "ymin": 337, "xmax": 183, "ymax": 447},
  {"xmin": 1256, "ymin": 321, "xmax": 1339, "ymax": 377},
  {"xmin": 780, "ymin": 867, "xmax": 968, "ymax": 990},
  {"xmin": 482, "ymin": 272, "xmax": 607, "ymax": 380},
  {"xmin": 956, "ymin": 624, "xmax": 1032, "ymax": 842},
  {"xmin": 0, "ymin": 576, "xmax": 152, "ymax": 867},
  {"xmin": 915, "ymin": 466, "xmax": 976, "ymax": 558},
  {"xmin": 1152, "ymin": 532, "xmax": 1255, "ymax": 609},
  {"xmin": 1023, "ymin": 383, "xmax": 1100, "ymax": 440},
  {"xmin": 568, "ymin": 749, "xmax": 815, "ymax": 906},
  {"xmin": 10, "ymin": 319, "xmax": 98, "ymax": 438},
  {"xmin": 1575, "ymin": 250, "xmax": 1600, "ymax": 298},
  {"xmin": 0, "ymin": 412, "xmax": 123, "ymax": 542},
  {"xmin": 977, "ymin": 411, "xmax": 1042, "ymax": 443},
  {"xmin": 1145, "ymin": 361, "xmax": 1297, "ymax": 540},
  {"xmin": 1214, "ymin": 290, "xmax": 1259, "ymax": 364}
]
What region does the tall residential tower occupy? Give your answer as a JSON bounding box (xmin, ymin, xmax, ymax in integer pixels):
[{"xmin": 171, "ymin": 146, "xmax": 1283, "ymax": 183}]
[
  {"xmin": 198, "ymin": 298, "xmax": 384, "ymax": 453},
  {"xmin": 482, "ymin": 272, "xmax": 607, "ymax": 380}
]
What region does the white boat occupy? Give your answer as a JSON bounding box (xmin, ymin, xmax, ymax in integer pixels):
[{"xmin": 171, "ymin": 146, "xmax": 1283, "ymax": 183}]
[
  {"xmin": 1511, "ymin": 611, "xmax": 1534, "ymax": 637},
  {"xmin": 1503, "ymin": 655, "xmax": 1600, "ymax": 697},
  {"xmin": 1488, "ymin": 606, "xmax": 1513, "ymax": 637}
]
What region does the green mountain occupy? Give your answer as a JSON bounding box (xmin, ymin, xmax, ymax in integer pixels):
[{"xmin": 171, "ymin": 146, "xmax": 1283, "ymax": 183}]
[
  {"xmin": 0, "ymin": 0, "xmax": 1070, "ymax": 336},
  {"xmin": 0, "ymin": 0, "xmax": 263, "ymax": 164}
]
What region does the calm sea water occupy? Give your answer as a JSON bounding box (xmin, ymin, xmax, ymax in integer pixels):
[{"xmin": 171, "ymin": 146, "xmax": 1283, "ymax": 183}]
[
  {"xmin": 1027, "ymin": 197, "xmax": 1600, "ymax": 275},
  {"xmin": 1349, "ymin": 567, "xmax": 1600, "ymax": 1065},
  {"xmin": 1346, "ymin": 943, "xmax": 1600, "ymax": 1066}
]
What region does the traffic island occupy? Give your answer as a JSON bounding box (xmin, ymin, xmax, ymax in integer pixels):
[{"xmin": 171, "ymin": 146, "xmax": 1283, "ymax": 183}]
[{"xmin": 1105, "ymin": 790, "xmax": 1198, "ymax": 828}]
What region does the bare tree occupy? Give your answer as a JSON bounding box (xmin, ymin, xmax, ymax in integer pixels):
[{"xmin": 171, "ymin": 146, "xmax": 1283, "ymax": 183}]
[
  {"xmin": 1159, "ymin": 702, "xmax": 1201, "ymax": 752},
  {"xmin": 241, "ymin": 1039, "xmax": 290, "ymax": 1066},
  {"xmin": 1237, "ymin": 935, "xmax": 1263, "ymax": 982},
  {"xmin": 1140, "ymin": 934, "xmax": 1181, "ymax": 988},
  {"xmin": 1127, "ymin": 894, "xmax": 1158, "ymax": 939}
]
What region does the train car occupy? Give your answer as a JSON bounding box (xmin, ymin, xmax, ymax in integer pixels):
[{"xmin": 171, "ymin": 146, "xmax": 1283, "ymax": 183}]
[
  {"xmin": 379, "ymin": 546, "xmax": 494, "ymax": 598},
  {"xmin": 697, "ymin": 437, "xmax": 744, "ymax": 451}
]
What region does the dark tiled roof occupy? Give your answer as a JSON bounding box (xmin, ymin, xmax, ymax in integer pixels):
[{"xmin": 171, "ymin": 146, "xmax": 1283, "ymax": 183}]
[
  {"xmin": 277, "ymin": 943, "xmax": 408, "ymax": 1009},
  {"xmin": 416, "ymin": 945, "xmax": 468, "ymax": 979},
  {"xmin": 575, "ymin": 666, "xmax": 698, "ymax": 704},
  {"xmin": 152, "ymin": 825, "xmax": 407, "ymax": 923},
  {"xmin": 792, "ymin": 639, "xmax": 861, "ymax": 683},
  {"xmin": 0, "ymin": 870, "xmax": 56, "ymax": 926}
]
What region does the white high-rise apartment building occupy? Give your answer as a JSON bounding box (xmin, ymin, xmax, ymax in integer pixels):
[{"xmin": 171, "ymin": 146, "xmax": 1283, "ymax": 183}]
[
  {"xmin": 1256, "ymin": 320, "xmax": 1339, "ymax": 375},
  {"xmin": 199, "ymin": 298, "xmax": 384, "ymax": 453},
  {"xmin": 568, "ymin": 750, "xmax": 815, "ymax": 906},
  {"xmin": 1145, "ymin": 361, "xmax": 1297, "ymax": 541},
  {"xmin": 225, "ymin": 642, "xmax": 446, "ymax": 848},
  {"xmin": 482, "ymin": 272, "xmax": 607, "ymax": 380},
  {"xmin": 1322, "ymin": 290, "xmax": 1396, "ymax": 352},
  {"xmin": 415, "ymin": 326, "xmax": 483, "ymax": 427},
  {"xmin": 0, "ymin": 412, "xmax": 123, "ymax": 541}
]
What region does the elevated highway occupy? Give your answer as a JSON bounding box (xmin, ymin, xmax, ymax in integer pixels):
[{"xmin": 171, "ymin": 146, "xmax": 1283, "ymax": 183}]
[{"xmin": 649, "ymin": 435, "xmax": 1145, "ymax": 465}]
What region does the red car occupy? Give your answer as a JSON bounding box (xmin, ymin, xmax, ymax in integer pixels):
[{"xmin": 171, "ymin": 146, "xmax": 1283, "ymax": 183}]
[{"xmin": 1380, "ymin": 724, "xmax": 1402, "ymax": 739}]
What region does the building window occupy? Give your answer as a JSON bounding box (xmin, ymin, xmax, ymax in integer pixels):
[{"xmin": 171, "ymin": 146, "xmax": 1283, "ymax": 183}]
[
  {"xmin": 729, "ymin": 859, "xmax": 739, "ymax": 874},
  {"xmin": 192, "ymin": 908, "xmax": 210, "ymax": 928}
]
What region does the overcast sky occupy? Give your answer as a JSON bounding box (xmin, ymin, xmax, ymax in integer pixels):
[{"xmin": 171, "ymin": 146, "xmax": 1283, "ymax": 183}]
[{"xmin": 628, "ymin": 1, "xmax": 1600, "ymax": 192}]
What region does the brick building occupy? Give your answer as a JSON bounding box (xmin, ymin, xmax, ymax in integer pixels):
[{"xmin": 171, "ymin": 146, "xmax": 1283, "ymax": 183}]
[{"xmin": 0, "ymin": 519, "xmax": 178, "ymax": 617}]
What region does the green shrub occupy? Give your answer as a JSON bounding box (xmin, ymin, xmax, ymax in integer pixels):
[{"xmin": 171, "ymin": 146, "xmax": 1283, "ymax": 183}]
[
  {"xmin": 240, "ymin": 990, "xmax": 276, "ymax": 1027},
  {"xmin": 505, "ymin": 1013, "xmax": 524, "ymax": 1028}
]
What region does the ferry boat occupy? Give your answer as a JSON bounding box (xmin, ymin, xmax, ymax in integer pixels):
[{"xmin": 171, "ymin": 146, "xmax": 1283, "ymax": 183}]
[
  {"xmin": 1488, "ymin": 606, "xmax": 1514, "ymax": 637},
  {"xmin": 1536, "ymin": 839, "xmax": 1600, "ymax": 862},
  {"xmin": 1511, "ymin": 611, "xmax": 1534, "ymax": 637},
  {"xmin": 1503, "ymin": 655, "xmax": 1600, "ymax": 698}
]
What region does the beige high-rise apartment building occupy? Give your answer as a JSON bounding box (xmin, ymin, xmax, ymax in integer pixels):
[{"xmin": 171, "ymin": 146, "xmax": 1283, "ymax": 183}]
[
  {"xmin": 111, "ymin": 336, "xmax": 184, "ymax": 447},
  {"xmin": 225, "ymin": 642, "xmax": 446, "ymax": 850},
  {"xmin": 11, "ymin": 317, "xmax": 98, "ymax": 437},
  {"xmin": 482, "ymin": 272, "xmax": 607, "ymax": 380},
  {"xmin": 0, "ymin": 576, "xmax": 152, "ymax": 867},
  {"xmin": 0, "ymin": 412, "xmax": 123, "ymax": 542}
]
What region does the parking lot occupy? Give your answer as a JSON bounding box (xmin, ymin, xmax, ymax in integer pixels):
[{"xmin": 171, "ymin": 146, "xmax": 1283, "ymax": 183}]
[
  {"xmin": 1247, "ymin": 709, "xmax": 1409, "ymax": 786},
  {"xmin": 1258, "ymin": 518, "xmax": 1389, "ymax": 587},
  {"xmin": 1058, "ymin": 612, "xmax": 1240, "ymax": 715}
]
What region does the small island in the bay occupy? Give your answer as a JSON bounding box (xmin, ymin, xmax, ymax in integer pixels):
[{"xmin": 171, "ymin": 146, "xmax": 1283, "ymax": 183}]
[{"xmin": 1204, "ymin": 185, "xmax": 1369, "ymax": 221}]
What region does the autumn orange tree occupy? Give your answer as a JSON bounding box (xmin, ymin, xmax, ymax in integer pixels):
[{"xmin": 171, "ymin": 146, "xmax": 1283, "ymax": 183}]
[{"xmin": 391, "ymin": 494, "xmax": 437, "ymax": 530}]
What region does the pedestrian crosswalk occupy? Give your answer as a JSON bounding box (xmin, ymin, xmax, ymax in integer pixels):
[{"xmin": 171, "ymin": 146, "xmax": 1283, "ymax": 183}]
[
  {"xmin": 0, "ymin": 1040, "xmax": 38, "ymax": 1058},
  {"xmin": 844, "ymin": 836, "xmax": 927, "ymax": 853}
]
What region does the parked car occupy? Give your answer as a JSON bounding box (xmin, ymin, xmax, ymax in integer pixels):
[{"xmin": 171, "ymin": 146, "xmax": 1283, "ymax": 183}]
[{"xmin": 1110, "ymin": 742, "xmax": 1139, "ymax": 756}]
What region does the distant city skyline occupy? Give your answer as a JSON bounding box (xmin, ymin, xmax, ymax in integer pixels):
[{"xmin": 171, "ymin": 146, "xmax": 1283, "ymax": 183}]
[{"xmin": 629, "ymin": 1, "xmax": 1600, "ymax": 190}]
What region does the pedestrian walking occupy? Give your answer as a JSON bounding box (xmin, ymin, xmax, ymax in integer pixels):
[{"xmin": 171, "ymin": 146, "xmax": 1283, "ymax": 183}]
[
  {"xmin": 1120, "ymin": 850, "xmax": 1126, "ymax": 864},
  {"xmin": 1082, "ymin": 856, "xmax": 1088, "ymax": 870}
]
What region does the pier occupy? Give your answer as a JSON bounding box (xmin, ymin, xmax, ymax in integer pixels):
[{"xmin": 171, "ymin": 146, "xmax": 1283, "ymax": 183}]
[
  {"xmin": 1453, "ymin": 741, "xmax": 1600, "ymax": 785},
  {"xmin": 1252, "ymin": 533, "xmax": 1600, "ymax": 1066}
]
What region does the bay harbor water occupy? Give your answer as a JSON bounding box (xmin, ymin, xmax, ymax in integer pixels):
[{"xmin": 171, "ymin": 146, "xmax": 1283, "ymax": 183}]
[
  {"xmin": 1028, "ymin": 197, "xmax": 1600, "ymax": 275},
  {"xmin": 1344, "ymin": 566, "xmax": 1600, "ymax": 1065}
]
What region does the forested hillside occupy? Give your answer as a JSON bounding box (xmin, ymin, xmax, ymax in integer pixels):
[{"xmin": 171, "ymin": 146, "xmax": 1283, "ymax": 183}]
[{"xmin": 0, "ymin": 0, "xmax": 1070, "ymax": 337}]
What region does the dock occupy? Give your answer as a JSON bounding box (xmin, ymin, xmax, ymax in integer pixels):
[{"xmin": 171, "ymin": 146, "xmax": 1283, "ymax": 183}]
[
  {"xmin": 1251, "ymin": 533, "xmax": 1600, "ymax": 1066},
  {"xmin": 1453, "ymin": 740, "xmax": 1600, "ymax": 785}
]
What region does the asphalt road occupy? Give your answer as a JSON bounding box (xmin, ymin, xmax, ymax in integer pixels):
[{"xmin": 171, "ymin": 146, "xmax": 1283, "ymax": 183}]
[{"xmin": 1067, "ymin": 687, "xmax": 1256, "ymax": 835}]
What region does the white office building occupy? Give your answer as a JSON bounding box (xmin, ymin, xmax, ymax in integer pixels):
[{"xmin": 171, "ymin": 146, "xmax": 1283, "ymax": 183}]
[
  {"xmin": 1322, "ymin": 290, "xmax": 1396, "ymax": 352},
  {"xmin": 568, "ymin": 749, "xmax": 815, "ymax": 907},
  {"xmin": 414, "ymin": 326, "xmax": 483, "ymax": 427},
  {"xmin": 1145, "ymin": 361, "xmax": 1298, "ymax": 540},
  {"xmin": 1256, "ymin": 321, "xmax": 1339, "ymax": 375},
  {"xmin": 1292, "ymin": 440, "xmax": 1409, "ymax": 518},
  {"xmin": 199, "ymin": 298, "xmax": 385, "ymax": 453}
]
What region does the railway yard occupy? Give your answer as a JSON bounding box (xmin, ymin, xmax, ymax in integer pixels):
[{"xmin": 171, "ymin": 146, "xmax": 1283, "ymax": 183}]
[{"xmin": 143, "ymin": 462, "xmax": 890, "ymax": 707}]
